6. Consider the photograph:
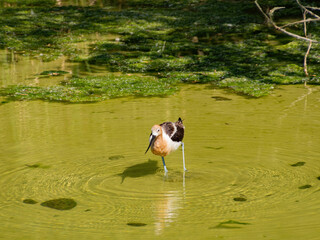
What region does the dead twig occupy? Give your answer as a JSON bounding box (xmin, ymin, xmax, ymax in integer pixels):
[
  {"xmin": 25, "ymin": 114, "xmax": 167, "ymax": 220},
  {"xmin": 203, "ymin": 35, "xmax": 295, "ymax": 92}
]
[
  {"xmin": 254, "ymin": 1, "xmax": 318, "ymax": 43},
  {"xmin": 296, "ymin": 0, "xmax": 320, "ymax": 19},
  {"xmin": 304, "ymin": 41, "xmax": 312, "ymax": 79},
  {"xmin": 305, "ymin": 6, "xmax": 320, "ymax": 11},
  {"xmin": 255, "ymin": 0, "xmax": 319, "ymax": 82},
  {"xmin": 282, "ymin": 18, "xmax": 320, "ymax": 29},
  {"xmin": 302, "ymin": 8, "xmax": 312, "ymax": 81}
]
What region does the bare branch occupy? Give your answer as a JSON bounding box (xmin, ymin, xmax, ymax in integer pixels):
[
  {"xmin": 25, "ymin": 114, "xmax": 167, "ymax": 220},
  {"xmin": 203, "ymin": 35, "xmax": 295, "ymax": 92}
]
[
  {"xmin": 274, "ymin": 25, "xmax": 316, "ymax": 42},
  {"xmin": 305, "ymin": 6, "xmax": 320, "ymax": 11},
  {"xmin": 282, "ymin": 18, "xmax": 320, "ymax": 28},
  {"xmin": 255, "ymin": 1, "xmax": 270, "ymax": 22},
  {"xmin": 255, "ymin": 0, "xmax": 318, "ymax": 43},
  {"xmin": 302, "ymin": 9, "xmax": 311, "ymax": 79},
  {"xmin": 303, "ymin": 10, "xmax": 307, "ymax": 37},
  {"xmin": 296, "ymin": 0, "xmax": 320, "ymax": 19},
  {"xmin": 269, "ymin": 7, "xmax": 285, "ymax": 18},
  {"xmin": 304, "ymin": 41, "xmax": 312, "ymax": 78},
  {"xmin": 255, "ymin": 0, "xmax": 319, "ymax": 80}
]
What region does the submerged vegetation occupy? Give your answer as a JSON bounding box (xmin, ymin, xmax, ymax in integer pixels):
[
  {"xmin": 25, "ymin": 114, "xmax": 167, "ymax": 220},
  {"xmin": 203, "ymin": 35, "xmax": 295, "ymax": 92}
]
[
  {"xmin": 0, "ymin": 74, "xmax": 177, "ymax": 102},
  {"xmin": 0, "ymin": 0, "xmax": 320, "ymax": 102}
]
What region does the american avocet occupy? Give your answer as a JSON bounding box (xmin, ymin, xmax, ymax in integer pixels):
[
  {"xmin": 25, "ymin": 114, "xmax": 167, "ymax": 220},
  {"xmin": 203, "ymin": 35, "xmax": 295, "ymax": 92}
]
[{"xmin": 145, "ymin": 118, "xmax": 186, "ymax": 173}]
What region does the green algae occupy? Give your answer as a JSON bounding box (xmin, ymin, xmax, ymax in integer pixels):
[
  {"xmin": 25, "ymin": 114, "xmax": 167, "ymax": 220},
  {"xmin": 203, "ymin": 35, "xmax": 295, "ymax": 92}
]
[
  {"xmin": 127, "ymin": 222, "xmax": 147, "ymax": 227},
  {"xmin": 234, "ymin": 197, "xmax": 247, "ymax": 202},
  {"xmin": 40, "ymin": 70, "xmax": 69, "ymax": 76},
  {"xmin": 26, "ymin": 163, "xmax": 50, "ymax": 169},
  {"xmin": 0, "ymin": 74, "xmax": 178, "ymax": 103},
  {"xmin": 210, "ymin": 220, "xmax": 251, "ymax": 229},
  {"xmin": 23, "ymin": 199, "xmax": 38, "ymax": 204},
  {"xmin": 290, "ymin": 162, "xmax": 305, "ymax": 167},
  {"xmin": 217, "ymin": 78, "xmax": 274, "ymax": 98},
  {"xmin": 40, "ymin": 198, "xmax": 77, "ymax": 210},
  {"xmin": 298, "ymin": 185, "xmax": 312, "ymax": 190},
  {"xmin": 109, "ymin": 155, "xmax": 125, "ymax": 160},
  {"xmin": 0, "ymin": 0, "xmax": 320, "ymax": 101}
]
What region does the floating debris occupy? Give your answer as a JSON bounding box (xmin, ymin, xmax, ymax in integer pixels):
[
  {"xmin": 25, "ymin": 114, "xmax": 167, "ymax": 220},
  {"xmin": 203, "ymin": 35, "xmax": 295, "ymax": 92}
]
[
  {"xmin": 109, "ymin": 155, "xmax": 125, "ymax": 160},
  {"xmin": 26, "ymin": 164, "xmax": 40, "ymax": 168},
  {"xmin": 290, "ymin": 162, "xmax": 306, "ymax": 167},
  {"xmin": 26, "ymin": 163, "xmax": 50, "ymax": 169},
  {"xmin": 211, "ymin": 96, "xmax": 232, "ymax": 101},
  {"xmin": 23, "ymin": 199, "xmax": 38, "ymax": 204},
  {"xmin": 205, "ymin": 146, "xmax": 223, "ymax": 150},
  {"xmin": 40, "ymin": 198, "xmax": 77, "ymax": 210},
  {"xmin": 233, "ymin": 197, "xmax": 247, "ymax": 202},
  {"xmin": 298, "ymin": 184, "xmax": 312, "ymax": 190},
  {"xmin": 40, "ymin": 70, "xmax": 69, "ymax": 76},
  {"xmin": 127, "ymin": 222, "xmax": 147, "ymax": 227},
  {"xmin": 210, "ymin": 220, "xmax": 251, "ymax": 229}
]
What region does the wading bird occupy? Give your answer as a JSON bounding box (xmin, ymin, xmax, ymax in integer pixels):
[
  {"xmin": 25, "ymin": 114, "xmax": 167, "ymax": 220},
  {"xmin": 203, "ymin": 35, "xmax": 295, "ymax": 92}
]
[{"xmin": 145, "ymin": 118, "xmax": 186, "ymax": 173}]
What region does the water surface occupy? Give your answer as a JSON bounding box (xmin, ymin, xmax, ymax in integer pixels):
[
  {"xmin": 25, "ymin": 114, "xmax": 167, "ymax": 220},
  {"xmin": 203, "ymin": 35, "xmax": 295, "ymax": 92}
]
[{"xmin": 0, "ymin": 83, "xmax": 320, "ymax": 239}]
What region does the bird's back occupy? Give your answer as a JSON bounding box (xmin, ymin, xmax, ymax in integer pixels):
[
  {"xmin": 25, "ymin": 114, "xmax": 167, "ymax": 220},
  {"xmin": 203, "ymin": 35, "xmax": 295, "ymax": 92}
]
[{"xmin": 160, "ymin": 118, "xmax": 184, "ymax": 142}]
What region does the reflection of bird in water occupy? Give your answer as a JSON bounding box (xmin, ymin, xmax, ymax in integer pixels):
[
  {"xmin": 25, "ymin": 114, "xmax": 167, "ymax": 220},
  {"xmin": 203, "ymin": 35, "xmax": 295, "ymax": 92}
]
[
  {"xmin": 145, "ymin": 118, "xmax": 186, "ymax": 173},
  {"xmin": 155, "ymin": 191, "xmax": 180, "ymax": 236}
]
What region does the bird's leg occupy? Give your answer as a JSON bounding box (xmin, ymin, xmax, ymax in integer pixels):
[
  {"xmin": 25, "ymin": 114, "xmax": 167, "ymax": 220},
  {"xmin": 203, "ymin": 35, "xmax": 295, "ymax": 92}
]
[
  {"xmin": 182, "ymin": 142, "xmax": 187, "ymax": 171},
  {"xmin": 161, "ymin": 156, "xmax": 168, "ymax": 173}
]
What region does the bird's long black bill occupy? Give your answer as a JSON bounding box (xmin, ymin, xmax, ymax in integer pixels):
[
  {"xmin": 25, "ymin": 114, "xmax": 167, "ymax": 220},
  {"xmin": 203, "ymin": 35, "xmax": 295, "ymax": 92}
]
[{"xmin": 145, "ymin": 134, "xmax": 156, "ymax": 154}]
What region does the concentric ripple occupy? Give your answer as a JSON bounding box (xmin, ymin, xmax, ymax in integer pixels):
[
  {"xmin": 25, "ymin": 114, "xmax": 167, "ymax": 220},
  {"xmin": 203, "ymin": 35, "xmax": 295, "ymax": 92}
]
[{"xmin": 0, "ymin": 85, "xmax": 320, "ymax": 239}]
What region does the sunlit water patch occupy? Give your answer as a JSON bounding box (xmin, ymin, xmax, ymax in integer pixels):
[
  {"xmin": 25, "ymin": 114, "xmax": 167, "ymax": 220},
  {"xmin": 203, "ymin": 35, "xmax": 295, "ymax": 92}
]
[{"xmin": 0, "ymin": 85, "xmax": 320, "ymax": 239}]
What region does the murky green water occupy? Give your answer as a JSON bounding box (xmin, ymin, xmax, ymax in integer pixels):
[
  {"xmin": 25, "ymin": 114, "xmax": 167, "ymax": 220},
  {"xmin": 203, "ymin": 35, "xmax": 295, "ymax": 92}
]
[
  {"xmin": 1, "ymin": 1, "xmax": 320, "ymax": 236},
  {"xmin": 1, "ymin": 72, "xmax": 320, "ymax": 239}
]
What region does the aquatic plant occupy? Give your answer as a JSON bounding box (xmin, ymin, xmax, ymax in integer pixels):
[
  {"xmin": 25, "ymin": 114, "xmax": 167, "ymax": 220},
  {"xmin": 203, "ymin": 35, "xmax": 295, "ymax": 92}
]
[
  {"xmin": 40, "ymin": 198, "xmax": 77, "ymax": 210},
  {"xmin": 298, "ymin": 184, "xmax": 312, "ymax": 189},
  {"xmin": 127, "ymin": 222, "xmax": 147, "ymax": 227},
  {"xmin": 217, "ymin": 78, "xmax": 274, "ymax": 98},
  {"xmin": 0, "ymin": 74, "xmax": 178, "ymax": 102},
  {"xmin": 22, "ymin": 199, "xmax": 38, "ymax": 204},
  {"xmin": 0, "ymin": 0, "xmax": 320, "ymax": 101},
  {"xmin": 290, "ymin": 161, "xmax": 306, "ymax": 167},
  {"xmin": 210, "ymin": 220, "xmax": 251, "ymax": 229}
]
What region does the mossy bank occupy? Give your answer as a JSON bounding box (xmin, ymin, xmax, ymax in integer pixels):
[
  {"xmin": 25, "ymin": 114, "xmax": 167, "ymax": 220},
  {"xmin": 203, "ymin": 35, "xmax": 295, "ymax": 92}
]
[{"xmin": 1, "ymin": 0, "xmax": 320, "ymax": 102}]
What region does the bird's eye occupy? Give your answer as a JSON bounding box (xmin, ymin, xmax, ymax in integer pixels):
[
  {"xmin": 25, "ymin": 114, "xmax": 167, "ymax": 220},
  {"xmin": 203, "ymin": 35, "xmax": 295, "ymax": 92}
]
[{"xmin": 157, "ymin": 129, "xmax": 160, "ymax": 132}]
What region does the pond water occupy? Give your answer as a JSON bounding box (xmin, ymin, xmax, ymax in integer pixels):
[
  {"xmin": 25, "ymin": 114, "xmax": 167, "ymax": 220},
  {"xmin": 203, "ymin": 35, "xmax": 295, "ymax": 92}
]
[
  {"xmin": 0, "ymin": 1, "xmax": 320, "ymax": 236},
  {"xmin": 1, "ymin": 72, "xmax": 320, "ymax": 239}
]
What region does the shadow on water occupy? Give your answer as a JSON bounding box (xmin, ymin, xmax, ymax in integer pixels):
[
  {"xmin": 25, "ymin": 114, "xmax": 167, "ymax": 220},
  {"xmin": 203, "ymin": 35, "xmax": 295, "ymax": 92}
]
[{"xmin": 118, "ymin": 160, "xmax": 159, "ymax": 183}]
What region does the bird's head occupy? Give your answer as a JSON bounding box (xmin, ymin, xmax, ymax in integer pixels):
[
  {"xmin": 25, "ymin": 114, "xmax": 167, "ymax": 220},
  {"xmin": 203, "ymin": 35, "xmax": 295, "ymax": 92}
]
[
  {"xmin": 145, "ymin": 125, "xmax": 162, "ymax": 154},
  {"xmin": 151, "ymin": 125, "xmax": 162, "ymax": 137}
]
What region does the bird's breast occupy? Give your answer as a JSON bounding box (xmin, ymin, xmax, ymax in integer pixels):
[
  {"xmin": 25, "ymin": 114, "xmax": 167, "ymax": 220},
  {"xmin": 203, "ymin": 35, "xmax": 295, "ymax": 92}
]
[{"xmin": 151, "ymin": 136, "xmax": 170, "ymax": 157}]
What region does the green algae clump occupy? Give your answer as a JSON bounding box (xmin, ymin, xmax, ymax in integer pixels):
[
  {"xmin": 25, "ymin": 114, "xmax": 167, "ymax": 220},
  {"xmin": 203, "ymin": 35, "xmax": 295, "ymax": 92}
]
[
  {"xmin": 0, "ymin": 74, "xmax": 178, "ymax": 103},
  {"xmin": 23, "ymin": 199, "xmax": 38, "ymax": 204},
  {"xmin": 40, "ymin": 198, "xmax": 77, "ymax": 210}
]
